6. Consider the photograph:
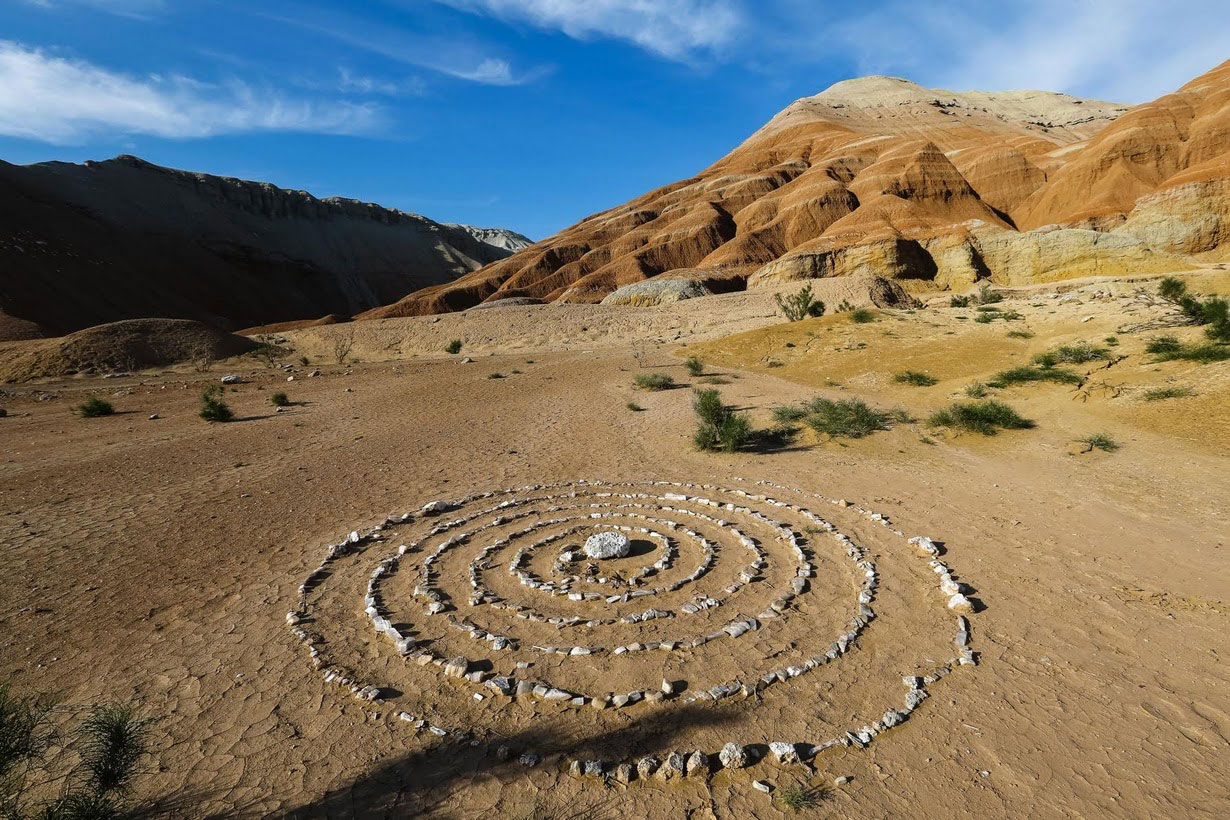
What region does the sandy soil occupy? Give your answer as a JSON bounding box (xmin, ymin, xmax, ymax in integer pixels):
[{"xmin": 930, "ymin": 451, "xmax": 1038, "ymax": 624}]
[{"xmin": 1, "ymin": 270, "xmax": 1228, "ymax": 818}]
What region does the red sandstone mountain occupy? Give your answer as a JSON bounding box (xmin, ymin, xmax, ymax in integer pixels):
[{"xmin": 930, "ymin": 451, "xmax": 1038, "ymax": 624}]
[{"xmin": 369, "ymin": 59, "xmax": 1230, "ymax": 317}]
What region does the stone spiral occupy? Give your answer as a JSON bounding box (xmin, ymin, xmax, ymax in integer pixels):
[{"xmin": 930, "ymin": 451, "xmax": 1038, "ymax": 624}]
[{"xmin": 287, "ymin": 479, "xmax": 979, "ymax": 772}]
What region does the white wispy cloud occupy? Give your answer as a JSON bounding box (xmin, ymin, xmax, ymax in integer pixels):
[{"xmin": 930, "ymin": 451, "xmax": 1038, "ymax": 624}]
[
  {"xmin": 0, "ymin": 41, "xmax": 382, "ymax": 144},
  {"xmin": 824, "ymin": 0, "xmax": 1230, "ymax": 102},
  {"xmin": 437, "ymin": 0, "xmax": 743, "ymax": 61},
  {"xmin": 254, "ymin": 7, "xmax": 548, "ymax": 86},
  {"xmin": 22, "ymin": 0, "xmax": 167, "ymax": 19}
]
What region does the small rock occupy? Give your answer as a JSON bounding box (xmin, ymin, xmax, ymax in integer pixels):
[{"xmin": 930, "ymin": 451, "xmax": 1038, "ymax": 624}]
[
  {"xmin": 835, "ymin": 775, "xmax": 852, "ymax": 785},
  {"xmin": 752, "ymin": 780, "xmax": 772, "ymax": 793},
  {"xmin": 495, "ymin": 745, "xmax": 512, "ymax": 761},
  {"xmin": 519, "ymin": 753, "xmax": 540, "ymax": 767},
  {"xmin": 636, "ymin": 757, "xmax": 659, "ymax": 779},
  {"xmin": 147, "ymin": 413, "xmax": 159, "ymax": 420},
  {"xmin": 287, "ymin": 375, "xmax": 295, "ymax": 381},
  {"xmin": 719, "ymin": 742, "xmax": 749, "ymax": 769},
  {"xmin": 443, "ymin": 657, "xmax": 469, "ymax": 678},
  {"xmin": 613, "ymin": 762, "xmax": 634, "ymax": 783},
  {"xmin": 685, "ymin": 750, "xmax": 709, "ymax": 777},
  {"xmin": 769, "ymin": 741, "xmax": 800, "ymax": 764},
  {"xmin": 220, "ymin": 374, "xmax": 243, "ymax": 384}
]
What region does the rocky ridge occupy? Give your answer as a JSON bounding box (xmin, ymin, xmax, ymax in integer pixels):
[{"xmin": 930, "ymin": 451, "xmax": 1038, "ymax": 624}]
[{"xmin": 0, "ymin": 155, "xmax": 532, "ymax": 338}]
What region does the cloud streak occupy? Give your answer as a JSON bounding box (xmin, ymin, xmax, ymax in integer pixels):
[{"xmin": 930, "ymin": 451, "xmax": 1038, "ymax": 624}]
[
  {"xmin": 437, "ymin": 0, "xmax": 743, "ymax": 61},
  {"xmin": 0, "ymin": 41, "xmax": 382, "ymax": 144}
]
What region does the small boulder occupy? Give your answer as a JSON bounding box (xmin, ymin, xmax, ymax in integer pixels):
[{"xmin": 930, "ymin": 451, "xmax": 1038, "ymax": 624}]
[{"xmin": 584, "ymin": 531, "xmax": 630, "ymax": 559}]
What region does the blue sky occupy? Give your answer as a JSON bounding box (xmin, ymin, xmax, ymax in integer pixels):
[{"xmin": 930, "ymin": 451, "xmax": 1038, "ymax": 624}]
[{"xmin": 2, "ymin": 1, "xmax": 1227, "ymax": 239}]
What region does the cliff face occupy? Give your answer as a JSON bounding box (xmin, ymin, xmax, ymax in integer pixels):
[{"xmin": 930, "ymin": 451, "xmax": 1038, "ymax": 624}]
[
  {"xmin": 0, "ymin": 155, "xmax": 531, "ymax": 338},
  {"xmin": 368, "ymin": 61, "xmax": 1230, "ymax": 319}
]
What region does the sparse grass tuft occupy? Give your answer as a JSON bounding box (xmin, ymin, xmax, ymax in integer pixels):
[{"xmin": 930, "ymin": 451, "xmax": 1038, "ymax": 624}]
[
  {"xmin": 634, "ymin": 372, "xmax": 674, "ymax": 391},
  {"xmin": 1034, "ymin": 343, "xmax": 1109, "ymax": 365},
  {"xmin": 1104, "ymin": 336, "xmax": 1119, "ymax": 347},
  {"xmin": 1077, "ymin": 432, "xmax": 1119, "ymax": 452},
  {"xmin": 894, "ymin": 370, "xmax": 938, "ymax": 386},
  {"xmin": 849, "ymin": 309, "xmax": 875, "ymax": 323},
  {"xmin": 684, "ymin": 356, "xmax": 705, "ymax": 377},
  {"xmin": 949, "ymin": 294, "xmax": 971, "ymax": 308},
  {"xmin": 776, "ymin": 783, "xmax": 827, "ymax": 811},
  {"xmin": 699, "ymin": 375, "xmax": 731, "ymax": 384},
  {"xmin": 964, "ymin": 382, "xmax": 989, "ymax": 398},
  {"xmin": 445, "ymin": 339, "xmax": 463, "ymax": 355},
  {"xmin": 987, "ymin": 366, "xmax": 1081, "ymax": 388},
  {"xmin": 199, "ymin": 385, "xmax": 234, "ymax": 422},
  {"xmin": 1146, "ymin": 335, "xmax": 1230, "ymax": 362},
  {"xmin": 1006, "ymin": 329, "xmax": 1035, "ymax": 339},
  {"xmin": 270, "ymin": 392, "xmax": 290, "ymax": 407},
  {"xmin": 74, "ymin": 397, "xmax": 115, "ymax": 418},
  {"xmin": 928, "ymin": 400, "xmax": 1034, "ymax": 435},
  {"xmin": 626, "ymin": 402, "xmax": 644, "ymax": 412},
  {"xmin": 1142, "ymin": 386, "xmax": 1194, "ymax": 401},
  {"xmin": 487, "ymin": 372, "xmax": 505, "ymax": 379}
]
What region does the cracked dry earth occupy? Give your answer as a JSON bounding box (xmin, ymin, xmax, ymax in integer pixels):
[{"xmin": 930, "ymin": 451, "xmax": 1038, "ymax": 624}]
[{"xmin": 2, "ymin": 315, "xmax": 1229, "ymax": 818}]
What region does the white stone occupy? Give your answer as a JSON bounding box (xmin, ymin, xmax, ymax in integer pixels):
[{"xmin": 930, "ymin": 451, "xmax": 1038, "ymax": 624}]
[
  {"xmin": 719, "ymin": 742, "xmax": 748, "ymax": 769},
  {"xmin": 584, "ymin": 531, "xmax": 630, "ymax": 559}
]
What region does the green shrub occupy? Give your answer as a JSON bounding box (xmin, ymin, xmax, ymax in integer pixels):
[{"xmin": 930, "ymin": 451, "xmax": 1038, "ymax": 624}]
[
  {"xmin": 987, "ymin": 366, "xmax": 1081, "ymax": 387},
  {"xmin": 1158, "ymin": 277, "xmax": 1230, "ymax": 340},
  {"xmin": 894, "ymin": 370, "xmax": 938, "ymax": 386},
  {"xmin": 1104, "ymin": 336, "xmax": 1119, "ymax": 346},
  {"xmin": 270, "ymin": 392, "xmax": 290, "ymax": 407},
  {"xmin": 1158, "ymin": 276, "xmax": 1187, "ymax": 303},
  {"xmin": 199, "ymin": 385, "xmax": 234, "ymax": 422},
  {"xmin": 977, "ymin": 282, "xmax": 1004, "ymax": 304},
  {"xmin": 445, "ymin": 339, "xmax": 463, "ymax": 354},
  {"xmin": 928, "ymin": 400, "xmax": 1034, "ymax": 435},
  {"xmin": 850, "ymin": 309, "xmax": 875, "ymax": 323},
  {"xmin": 1142, "ymin": 386, "xmax": 1194, "ymax": 401},
  {"xmin": 1006, "ymin": 329, "xmax": 1034, "ymax": 339},
  {"xmin": 684, "ymin": 356, "xmax": 704, "ymax": 376},
  {"xmin": 634, "ymin": 372, "xmax": 674, "ymax": 391},
  {"xmin": 626, "ymin": 402, "xmax": 644, "ymax": 412},
  {"xmin": 1078, "ymin": 433, "xmax": 1119, "ymax": 452},
  {"xmin": 974, "ymin": 313, "xmax": 994, "ymax": 324},
  {"xmin": 487, "ymin": 372, "xmax": 505, "ymax": 379},
  {"xmin": 774, "ymin": 284, "xmax": 826, "ymax": 322},
  {"xmin": 74, "ymin": 397, "xmax": 115, "ymax": 418},
  {"xmin": 803, "ymin": 397, "xmax": 893, "ymax": 438},
  {"xmin": 964, "ymin": 382, "xmax": 989, "ymax": 398},
  {"xmin": 0, "ymin": 682, "xmax": 151, "ymax": 820},
  {"xmin": 949, "ymin": 294, "xmax": 971, "ymax": 308},
  {"xmin": 692, "ymin": 388, "xmax": 751, "ymax": 452}
]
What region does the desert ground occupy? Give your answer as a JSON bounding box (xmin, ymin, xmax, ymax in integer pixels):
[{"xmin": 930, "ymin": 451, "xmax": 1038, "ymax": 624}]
[{"xmin": 2, "ymin": 270, "xmax": 1228, "ymax": 819}]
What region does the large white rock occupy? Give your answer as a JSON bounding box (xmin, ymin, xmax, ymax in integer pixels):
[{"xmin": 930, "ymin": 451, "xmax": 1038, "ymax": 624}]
[{"xmin": 584, "ymin": 531, "xmax": 630, "ymax": 559}]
